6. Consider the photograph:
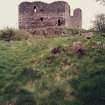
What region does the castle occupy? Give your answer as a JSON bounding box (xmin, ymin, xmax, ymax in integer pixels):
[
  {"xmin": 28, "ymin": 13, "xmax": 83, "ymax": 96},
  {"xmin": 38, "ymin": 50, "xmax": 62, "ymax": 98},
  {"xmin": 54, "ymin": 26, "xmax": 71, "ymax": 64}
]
[{"xmin": 19, "ymin": 1, "xmax": 82, "ymax": 36}]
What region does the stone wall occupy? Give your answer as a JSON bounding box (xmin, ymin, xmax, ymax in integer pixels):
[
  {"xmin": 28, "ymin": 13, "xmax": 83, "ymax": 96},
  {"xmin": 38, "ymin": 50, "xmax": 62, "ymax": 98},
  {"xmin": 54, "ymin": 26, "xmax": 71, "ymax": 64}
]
[
  {"xmin": 19, "ymin": 1, "xmax": 82, "ymax": 36},
  {"xmin": 70, "ymin": 8, "xmax": 82, "ymax": 29}
]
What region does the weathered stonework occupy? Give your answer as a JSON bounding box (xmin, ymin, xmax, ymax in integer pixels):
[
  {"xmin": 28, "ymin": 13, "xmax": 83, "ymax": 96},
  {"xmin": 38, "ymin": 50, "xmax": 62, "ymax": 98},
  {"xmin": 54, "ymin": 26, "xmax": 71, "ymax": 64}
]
[{"xmin": 19, "ymin": 1, "xmax": 82, "ymax": 36}]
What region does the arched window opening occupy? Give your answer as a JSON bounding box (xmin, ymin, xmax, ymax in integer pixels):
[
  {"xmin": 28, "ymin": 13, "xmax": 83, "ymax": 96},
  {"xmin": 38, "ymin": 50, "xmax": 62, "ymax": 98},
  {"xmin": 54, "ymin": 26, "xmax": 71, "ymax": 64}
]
[{"xmin": 34, "ymin": 6, "xmax": 37, "ymax": 13}]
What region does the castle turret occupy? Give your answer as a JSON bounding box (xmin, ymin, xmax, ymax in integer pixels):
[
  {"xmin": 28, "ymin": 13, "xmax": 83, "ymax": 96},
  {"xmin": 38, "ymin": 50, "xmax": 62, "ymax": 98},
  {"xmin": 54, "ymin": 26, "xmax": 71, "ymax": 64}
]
[{"xmin": 73, "ymin": 8, "xmax": 82, "ymax": 28}]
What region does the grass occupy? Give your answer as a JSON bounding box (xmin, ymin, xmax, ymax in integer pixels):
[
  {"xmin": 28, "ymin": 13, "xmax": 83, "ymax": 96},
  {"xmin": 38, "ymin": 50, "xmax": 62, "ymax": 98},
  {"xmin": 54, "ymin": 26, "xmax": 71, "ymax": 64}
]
[{"xmin": 0, "ymin": 34, "xmax": 105, "ymax": 105}]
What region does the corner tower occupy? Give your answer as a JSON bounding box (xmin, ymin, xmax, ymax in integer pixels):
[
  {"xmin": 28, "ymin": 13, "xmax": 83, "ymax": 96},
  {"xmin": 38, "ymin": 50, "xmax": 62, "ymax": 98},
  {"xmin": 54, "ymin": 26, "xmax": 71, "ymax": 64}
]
[
  {"xmin": 70, "ymin": 8, "xmax": 82, "ymax": 29},
  {"xmin": 74, "ymin": 8, "xmax": 82, "ymax": 28}
]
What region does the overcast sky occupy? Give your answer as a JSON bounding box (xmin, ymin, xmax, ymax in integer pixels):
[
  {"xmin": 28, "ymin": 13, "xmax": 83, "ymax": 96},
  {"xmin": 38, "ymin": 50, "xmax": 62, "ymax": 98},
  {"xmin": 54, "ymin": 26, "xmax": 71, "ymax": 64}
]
[{"xmin": 0, "ymin": 0, "xmax": 105, "ymax": 29}]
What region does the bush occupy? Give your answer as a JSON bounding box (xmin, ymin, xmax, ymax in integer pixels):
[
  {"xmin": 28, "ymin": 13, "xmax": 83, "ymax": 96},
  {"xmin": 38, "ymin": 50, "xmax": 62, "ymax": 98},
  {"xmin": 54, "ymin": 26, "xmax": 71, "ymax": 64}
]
[
  {"xmin": 65, "ymin": 28, "xmax": 81, "ymax": 35},
  {"xmin": 71, "ymin": 29, "xmax": 80, "ymax": 35},
  {"xmin": 72, "ymin": 41, "xmax": 86, "ymax": 56},
  {"xmin": 20, "ymin": 68, "xmax": 43, "ymax": 82},
  {"xmin": 0, "ymin": 28, "xmax": 15, "ymax": 41},
  {"xmin": 15, "ymin": 89, "xmax": 36, "ymax": 105},
  {"xmin": 47, "ymin": 87, "xmax": 66, "ymax": 105},
  {"xmin": 0, "ymin": 28, "xmax": 31, "ymax": 41},
  {"xmin": 13, "ymin": 30, "xmax": 32, "ymax": 40},
  {"xmin": 51, "ymin": 46, "xmax": 64, "ymax": 55}
]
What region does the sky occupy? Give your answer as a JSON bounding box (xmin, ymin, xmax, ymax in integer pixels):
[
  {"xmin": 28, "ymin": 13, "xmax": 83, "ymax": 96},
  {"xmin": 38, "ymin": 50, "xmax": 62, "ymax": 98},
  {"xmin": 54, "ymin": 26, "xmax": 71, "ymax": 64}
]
[{"xmin": 0, "ymin": 0, "xmax": 105, "ymax": 29}]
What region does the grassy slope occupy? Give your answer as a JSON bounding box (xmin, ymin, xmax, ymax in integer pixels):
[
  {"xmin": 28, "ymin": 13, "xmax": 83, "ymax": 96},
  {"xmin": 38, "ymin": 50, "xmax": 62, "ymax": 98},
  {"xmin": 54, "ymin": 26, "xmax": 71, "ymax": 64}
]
[{"xmin": 0, "ymin": 35, "xmax": 105, "ymax": 104}]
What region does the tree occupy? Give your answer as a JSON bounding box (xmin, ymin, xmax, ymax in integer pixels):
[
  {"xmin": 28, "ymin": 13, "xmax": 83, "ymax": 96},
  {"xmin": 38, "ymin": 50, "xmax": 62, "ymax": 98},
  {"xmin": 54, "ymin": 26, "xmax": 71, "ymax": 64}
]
[
  {"xmin": 93, "ymin": 14, "xmax": 105, "ymax": 54},
  {"xmin": 93, "ymin": 14, "xmax": 105, "ymax": 35},
  {"xmin": 96, "ymin": 0, "xmax": 105, "ymax": 5}
]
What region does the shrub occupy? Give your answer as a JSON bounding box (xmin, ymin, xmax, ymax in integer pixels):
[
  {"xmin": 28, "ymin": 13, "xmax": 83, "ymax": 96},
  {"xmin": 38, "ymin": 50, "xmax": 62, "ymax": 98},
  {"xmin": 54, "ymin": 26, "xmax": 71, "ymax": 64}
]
[
  {"xmin": 65, "ymin": 28, "xmax": 81, "ymax": 35},
  {"xmin": 15, "ymin": 89, "xmax": 36, "ymax": 105},
  {"xmin": 20, "ymin": 68, "xmax": 43, "ymax": 81},
  {"xmin": 51, "ymin": 46, "xmax": 64, "ymax": 55},
  {"xmin": 47, "ymin": 87, "xmax": 66, "ymax": 105},
  {"xmin": 0, "ymin": 28, "xmax": 31, "ymax": 41},
  {"xmin": 71, "ymin": 29, "xmax": 80, "ymax": 35},
  {"xmin": 13, "ymin": 30, "xmax": 32, "ymax": 40},
  {"xmin": 72, "ymin": 41, "xmax": 86, "ymax": 56},
  {"xmin": 0, "ymin": 28, "xmax": 15, "ymax": 41}
]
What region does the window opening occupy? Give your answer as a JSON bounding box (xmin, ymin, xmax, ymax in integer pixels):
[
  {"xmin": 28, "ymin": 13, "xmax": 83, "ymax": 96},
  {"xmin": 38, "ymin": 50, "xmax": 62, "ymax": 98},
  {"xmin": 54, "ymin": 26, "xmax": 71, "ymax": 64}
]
[
  {"xmin": 40, "ymin": 17, "xmax": 44, "ymax": 22},
  {"xmin": 58, "ymin": 19, "xmax": 62, "ymax": 26},
  {"xmin": 34, "ymin": 6, "xmax": 37, "ymax": 13}
]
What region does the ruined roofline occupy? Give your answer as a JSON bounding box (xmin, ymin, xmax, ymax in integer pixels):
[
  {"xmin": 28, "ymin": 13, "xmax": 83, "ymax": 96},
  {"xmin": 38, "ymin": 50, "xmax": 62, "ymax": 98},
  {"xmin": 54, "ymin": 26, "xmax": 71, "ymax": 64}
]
[
  {"xmin": 19, "ymin": 1, "xmax": 71, "ymax": 14},
  {"xmin": 74, "ymin": 8, "xmax": 82, "ymax": 12},
  {"xmin": 19, "ymin": 1, "xmax": 47, "ymax": 6},
  {"xmin": 49, "ymin": 1, "xmax": 69, "ymax": 5},
  {"xmin": 19, "ymin": 1, "xmax": 69, "ymax": 7}
]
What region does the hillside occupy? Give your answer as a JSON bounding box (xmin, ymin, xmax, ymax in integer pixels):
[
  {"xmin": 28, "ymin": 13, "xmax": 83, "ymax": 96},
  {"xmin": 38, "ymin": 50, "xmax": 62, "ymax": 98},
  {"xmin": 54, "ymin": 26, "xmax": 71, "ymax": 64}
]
[{"xmin": 0, "ymin": 34, "xmax": 105, "ymax": 105}]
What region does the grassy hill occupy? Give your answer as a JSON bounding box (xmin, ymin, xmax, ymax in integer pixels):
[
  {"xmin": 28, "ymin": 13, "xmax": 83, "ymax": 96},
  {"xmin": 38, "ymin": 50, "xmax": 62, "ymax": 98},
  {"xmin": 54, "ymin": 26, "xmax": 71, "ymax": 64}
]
[{"xmin": 0, "ymin": 33, "xmax": 105, "ymax": 105}]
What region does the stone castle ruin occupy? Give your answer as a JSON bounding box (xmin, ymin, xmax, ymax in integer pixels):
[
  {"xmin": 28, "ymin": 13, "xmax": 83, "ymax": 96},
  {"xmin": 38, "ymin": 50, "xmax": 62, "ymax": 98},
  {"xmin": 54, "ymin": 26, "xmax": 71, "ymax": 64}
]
[{"xmin": 19, "ymin": 1, "xmax": 82, "ymax": 36}]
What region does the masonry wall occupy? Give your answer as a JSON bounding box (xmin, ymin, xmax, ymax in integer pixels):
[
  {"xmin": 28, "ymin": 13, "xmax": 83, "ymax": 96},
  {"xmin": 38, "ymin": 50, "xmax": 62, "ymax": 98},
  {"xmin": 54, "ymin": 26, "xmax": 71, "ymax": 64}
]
[
  {"xmin": 19, "ymin": 1, "xmax": 82, "ymax": 36},
  {"xmin": 70, "ymin": 8, "xmax": 82, "ymax": 29}
]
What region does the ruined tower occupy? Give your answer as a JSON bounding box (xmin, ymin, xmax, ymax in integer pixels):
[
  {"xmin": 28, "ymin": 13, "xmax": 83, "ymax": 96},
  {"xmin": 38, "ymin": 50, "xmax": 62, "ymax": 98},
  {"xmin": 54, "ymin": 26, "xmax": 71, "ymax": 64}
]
[{"xmin": 19, "ymin": 1, "xmax": 82, "ymax": 36}]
